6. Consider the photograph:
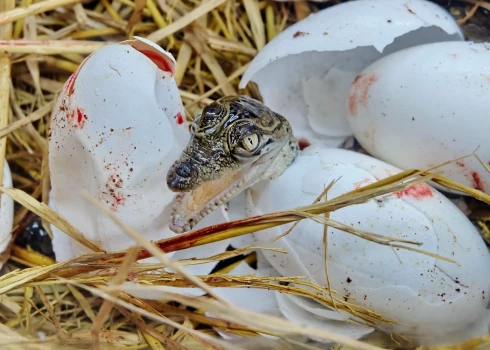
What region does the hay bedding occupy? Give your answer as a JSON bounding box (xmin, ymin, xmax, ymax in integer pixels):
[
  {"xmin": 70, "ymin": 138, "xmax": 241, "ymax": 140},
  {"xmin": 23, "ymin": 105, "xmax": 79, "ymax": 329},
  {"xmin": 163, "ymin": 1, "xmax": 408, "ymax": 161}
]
[{"xmin": 0, "ymin": 0, "xmax": 489, "ymax": 349}]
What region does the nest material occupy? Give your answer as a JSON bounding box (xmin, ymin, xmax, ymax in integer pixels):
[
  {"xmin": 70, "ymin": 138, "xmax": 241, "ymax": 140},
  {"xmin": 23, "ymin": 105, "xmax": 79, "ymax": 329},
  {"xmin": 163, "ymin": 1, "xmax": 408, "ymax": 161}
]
[{"xmin": 0, "ymin": 0, "xmax": 490, "ymax": 350}]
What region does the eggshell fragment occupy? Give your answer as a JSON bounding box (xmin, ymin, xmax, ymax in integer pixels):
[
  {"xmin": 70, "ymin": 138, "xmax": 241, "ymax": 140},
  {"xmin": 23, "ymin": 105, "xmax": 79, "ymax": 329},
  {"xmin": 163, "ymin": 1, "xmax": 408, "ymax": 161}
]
[
  {"xmin": 48, "ymin": 37, "xmax": 227, "ymax": 262},
  {"xmin": 0, "ymin": 162, "xmax": 15, "ymax": 269},
  {"xmin": 347, "ymin": 41, "xmax": 490, "ymax": 195},
  {"xmin": 247, "ymin": 147, "xmax": 490, "ymax": 345},
  {"xmin": 239, "ymin": 0, "xmax": 463, "ymax": 147}
]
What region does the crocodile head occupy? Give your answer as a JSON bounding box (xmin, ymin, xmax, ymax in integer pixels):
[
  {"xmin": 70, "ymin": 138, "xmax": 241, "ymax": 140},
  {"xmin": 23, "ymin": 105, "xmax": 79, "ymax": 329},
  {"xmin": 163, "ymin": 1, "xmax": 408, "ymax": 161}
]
[{"xmin": 167, "ymin": 95, "xmax": 299, "ymax": 233}]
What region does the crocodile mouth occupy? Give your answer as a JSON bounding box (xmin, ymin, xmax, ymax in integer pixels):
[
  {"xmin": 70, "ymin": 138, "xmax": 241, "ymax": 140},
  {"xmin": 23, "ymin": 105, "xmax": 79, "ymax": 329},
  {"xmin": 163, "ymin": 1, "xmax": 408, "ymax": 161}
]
[{"xmin": 169, "ymin": 162, "xmax": 260, "ymax": 233}]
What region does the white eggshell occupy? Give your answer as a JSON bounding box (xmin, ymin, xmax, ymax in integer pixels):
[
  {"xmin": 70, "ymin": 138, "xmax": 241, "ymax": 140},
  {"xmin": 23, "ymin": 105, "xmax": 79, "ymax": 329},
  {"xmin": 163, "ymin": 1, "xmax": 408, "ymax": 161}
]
[
  {"xmin": 248, "ymin": 147, "xmax": 490, "ymax": 345},
  {"xmin": 275, "ymin": 293, "xmax": 373, "ymax": 341},
  {"xmin": 49, "ymin": 37, "xmax": 227, "ymax": 262},
  {"xmin": 239, "ymin": 0, "xmax": 463, "ymax": 147},
  {"xmin": 0, "ymin": 161, "xmax": 15, "ymax": 269},
  {"xmin": 208, "ymin": 259, "xmax": 372, "ymax": 342},
  {"xmin": 347, "ymin": 41, "xmax": 490, "ymax": 195},
  {"xmin": 211, "ymin": 261, "xmax": 283, "ymax": 318}
]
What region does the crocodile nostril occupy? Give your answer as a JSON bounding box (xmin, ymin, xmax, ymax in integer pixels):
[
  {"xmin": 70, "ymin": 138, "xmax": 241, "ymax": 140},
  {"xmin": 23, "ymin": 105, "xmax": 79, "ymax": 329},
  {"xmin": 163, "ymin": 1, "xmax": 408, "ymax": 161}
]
[{"xmin": 175, "ymin": 163, "xmax": 192, "ymax": 178}]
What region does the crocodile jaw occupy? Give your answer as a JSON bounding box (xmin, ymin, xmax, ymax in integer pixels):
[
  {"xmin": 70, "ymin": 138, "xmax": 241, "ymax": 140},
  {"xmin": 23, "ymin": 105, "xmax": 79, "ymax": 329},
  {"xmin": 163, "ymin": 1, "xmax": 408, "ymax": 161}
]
[{"xmin": 169, "ymin": 163, "xmax": 260, "ymax": 233}]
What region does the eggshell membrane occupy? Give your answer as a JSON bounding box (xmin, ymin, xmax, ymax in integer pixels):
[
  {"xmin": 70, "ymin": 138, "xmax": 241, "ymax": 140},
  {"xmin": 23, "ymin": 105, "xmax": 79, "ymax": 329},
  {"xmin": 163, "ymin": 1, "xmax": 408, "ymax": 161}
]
[
  {"xmin": 248, "ymin": 147, "xmax": 490, "ymax": 342},
  {"xmin": 0, "ymin": 161, "xmax": 15, "ymax": 268},
  {"xmin": 239, "ymin": 0, "xmax": 463, "ymax": 146},
  {"xmin": 49, "ymin": 38, "xmax": 227, "ymax": 264},
  {"xmin": 347, "ymin": 41, "xmax": 490, "ymax": 195}
]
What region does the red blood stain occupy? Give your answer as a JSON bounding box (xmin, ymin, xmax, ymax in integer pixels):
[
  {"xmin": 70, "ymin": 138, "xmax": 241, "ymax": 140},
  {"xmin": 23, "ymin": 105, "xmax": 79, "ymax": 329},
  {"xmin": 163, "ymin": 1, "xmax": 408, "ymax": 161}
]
[
  {"xmin": 353, "ymin": 178, "xmax": 372, "ymax": 190},
  {"xmin": 174, "ymin": 112, "xmax": 184, "ymax": 125},
  {"xmin": 136, "ymin": 49, "xmax": 173, "ymax": 73},
  {"xmin": 104, "ymin": 189, "xmax": 127, "ymax": 212},
  {"xmin": 298, "ymin": 138, "xmax": 311, "ymax": 150},
  {"xmin": 456, "ymin": 161, "xmax": 465, "ymax": 168},
  {"xmin": 77, "ymin": 109, "xmax": 84, "ymax": 123},
  {"xmin": 293, "ymin": 31, "xmax": 309, "ymax": 38},
  {"xmin": 104, "ymin": 213, "xmax": 288, "ymax": 261},
  {"xmin": 348, "ymin": 94, "xmax": 357, "ymax": 116},
  {"xmin": 109, "ymin": 174, "xmax": 123, "ymax": 188},
  {"xmin": 103, "ymin": 173, "xmax": 126, "ymax": 212},
  {"xmin": 359, "ymin": 75, "xmax": 378, "ymax": 107},
  {"xmin": 470, "ymin": 172, "xmax": 485, "ymax": 191},
  {"xmin": 348, "ymin": 74, "xmax": 378, "ymax": 116},
  {"xmin": 76, "ymin": 108, "xmax": 88, "ymax": 128},
  {"xmin": 396, "ymin": 184, "xmax": 433, "ymax": 200},
  {"xmin": 66, "ymin": 107, "xmax": 88, "ymax": 128},
  {"xmin": 65, "ymin": 72, "xmax": 78, "ymax": 96},
  {"xmin": 448, "ymin": 53, "xmax": 457, "ymax": 58},
  {"xmin": 112, "ymin": 191, "xmax": 126, "ymax": 210}
]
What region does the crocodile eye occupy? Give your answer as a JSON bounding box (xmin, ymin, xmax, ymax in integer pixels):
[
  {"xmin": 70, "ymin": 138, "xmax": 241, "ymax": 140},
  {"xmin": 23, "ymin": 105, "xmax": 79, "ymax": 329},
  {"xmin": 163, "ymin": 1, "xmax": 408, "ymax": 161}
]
[{"xmin": 242, "ymin": 133, "xmax": 259, "ymax": 152}]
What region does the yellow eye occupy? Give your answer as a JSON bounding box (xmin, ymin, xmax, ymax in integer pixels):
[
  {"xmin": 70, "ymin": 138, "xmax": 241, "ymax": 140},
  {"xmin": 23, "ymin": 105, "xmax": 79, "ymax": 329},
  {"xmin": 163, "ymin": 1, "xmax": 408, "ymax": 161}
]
[{"xmin": 242, "ymin": 133, "xmax": 259, "ymax": 152}]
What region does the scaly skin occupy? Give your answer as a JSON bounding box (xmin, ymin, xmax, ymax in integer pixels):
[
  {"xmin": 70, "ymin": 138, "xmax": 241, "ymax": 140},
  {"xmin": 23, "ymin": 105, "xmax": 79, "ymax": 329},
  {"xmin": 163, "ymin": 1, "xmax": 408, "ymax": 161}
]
[{"xmin": 167, "ymin": 95, "xmax": 299, "ymax": 233}]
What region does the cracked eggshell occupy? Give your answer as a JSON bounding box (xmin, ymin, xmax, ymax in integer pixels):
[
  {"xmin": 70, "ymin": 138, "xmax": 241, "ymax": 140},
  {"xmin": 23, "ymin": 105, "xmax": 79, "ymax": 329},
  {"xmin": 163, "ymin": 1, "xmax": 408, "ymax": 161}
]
[
  {"xmin": 239, "ymin": 0, "xmax": 463, "ymax": 147},
  {"xmin": 248, "ymin": 147, "xmax": 490, "ymax": 345},
  {"xmin": 49, "ymin": 37, "xmax": 226, "ymax": 261},
  {"xmin": 0, "ymin": 162, "xmax": 15, "ymax": 269},
  {"xmin": 347, "ymin": 41, "xmax": 490, "ymax": 195}
]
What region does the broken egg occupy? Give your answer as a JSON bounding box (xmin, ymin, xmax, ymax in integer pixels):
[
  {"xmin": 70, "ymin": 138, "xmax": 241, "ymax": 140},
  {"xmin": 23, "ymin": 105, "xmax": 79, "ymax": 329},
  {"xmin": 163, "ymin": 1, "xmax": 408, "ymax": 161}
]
[
  {"xmin": 246, "ymin": 147, "xmax": 490, "ymax": 346},
  {"xmin": 347, "ymin": 41, "xmax": 490, "ymax": 195},
  {"xmin": 239, "ymin": 0, "xmax": 463, "ymax": 147},
  {"xmin": 0, "ymin": 162, "xmax": 15, "ymax": 269},
  {"xmin": 48, "ymin": 37, "xmax": 227, "ymax": 265}
]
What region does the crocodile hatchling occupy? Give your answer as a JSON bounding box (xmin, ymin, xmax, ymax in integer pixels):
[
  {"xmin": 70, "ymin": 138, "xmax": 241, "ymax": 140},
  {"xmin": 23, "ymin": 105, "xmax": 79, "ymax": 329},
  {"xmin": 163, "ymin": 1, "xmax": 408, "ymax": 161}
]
[{"xmin": 167, "ymin": 95, "xmax": 299, "ymax": 233}]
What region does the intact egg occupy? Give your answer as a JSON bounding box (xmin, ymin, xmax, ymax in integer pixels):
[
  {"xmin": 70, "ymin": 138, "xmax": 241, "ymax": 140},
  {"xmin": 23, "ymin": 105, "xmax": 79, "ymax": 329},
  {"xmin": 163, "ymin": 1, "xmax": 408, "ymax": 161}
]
[
  {"xmin": 49, "ymin": 37, "xmax": 228, "ymax": 268},
  {"xmin": 239, "ymin": 0, "xmax": 463, "ymax": 147},
  {"xmin": 347, "ymin": 41, "xmax": 490, "ymax": 195},
  {"xmin": 246, "ymin": 147, "xmax": 490, "ymax": 346},
  {"xmin": 0, "ymin": 161, "xmax": 15, "ymax": 270}
]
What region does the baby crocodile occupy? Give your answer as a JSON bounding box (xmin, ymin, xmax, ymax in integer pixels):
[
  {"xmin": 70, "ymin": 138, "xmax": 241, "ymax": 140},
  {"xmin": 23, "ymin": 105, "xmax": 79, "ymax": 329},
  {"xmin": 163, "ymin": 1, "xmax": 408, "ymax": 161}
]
[{"xmin": 167, "ymin": 95, "xmax": 299, "ymax": 233}]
